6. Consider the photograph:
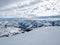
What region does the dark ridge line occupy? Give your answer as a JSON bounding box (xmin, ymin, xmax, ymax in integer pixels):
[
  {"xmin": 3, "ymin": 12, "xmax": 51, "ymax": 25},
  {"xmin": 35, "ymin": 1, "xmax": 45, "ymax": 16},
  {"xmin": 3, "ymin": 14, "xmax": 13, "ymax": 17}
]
[
  {"xmin": 37, "ymin": 15, "xmax": 60, "ymax": 18},
  {"xmin": 0, "ymin": 15, "xmax": 60, "ymax": 21}
]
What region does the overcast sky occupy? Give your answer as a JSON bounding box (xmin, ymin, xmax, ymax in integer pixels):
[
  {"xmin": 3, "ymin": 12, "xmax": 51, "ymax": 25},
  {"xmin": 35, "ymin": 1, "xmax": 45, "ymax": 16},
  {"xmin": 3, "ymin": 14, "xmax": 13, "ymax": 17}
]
[
  {"xmin": 0, "ymin": 0, "xmax": 21, "ymax": 7},
  {"xmin": 0, "ymin": 0, "xmax": 60, "ymax": 18}
]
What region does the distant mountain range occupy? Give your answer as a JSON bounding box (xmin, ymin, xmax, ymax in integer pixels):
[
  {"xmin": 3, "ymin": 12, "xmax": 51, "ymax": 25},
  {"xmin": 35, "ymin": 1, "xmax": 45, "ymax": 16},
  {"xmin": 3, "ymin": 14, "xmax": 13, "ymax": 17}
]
[
  {"xmin": 38, "ymin": 15, "xmax": 60, "ymax": 18},
  {"xmin": 0, "ymin": 15, "xmax": 60, "ymax": 21}
]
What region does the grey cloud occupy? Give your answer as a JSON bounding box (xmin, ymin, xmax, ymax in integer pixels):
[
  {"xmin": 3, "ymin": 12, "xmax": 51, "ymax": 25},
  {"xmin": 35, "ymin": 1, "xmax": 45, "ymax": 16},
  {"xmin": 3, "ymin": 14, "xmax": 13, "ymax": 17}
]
[{"xmin": 0, "ymin": 0, "xmax": 21, "ymax": 7}]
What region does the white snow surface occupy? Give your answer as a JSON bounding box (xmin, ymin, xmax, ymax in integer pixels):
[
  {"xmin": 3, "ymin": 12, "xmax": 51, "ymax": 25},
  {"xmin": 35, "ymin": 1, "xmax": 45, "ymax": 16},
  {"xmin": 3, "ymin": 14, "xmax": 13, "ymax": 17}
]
[{"xmin": 0, "ymin": 26, "xmax": 60, "ymax": 45}]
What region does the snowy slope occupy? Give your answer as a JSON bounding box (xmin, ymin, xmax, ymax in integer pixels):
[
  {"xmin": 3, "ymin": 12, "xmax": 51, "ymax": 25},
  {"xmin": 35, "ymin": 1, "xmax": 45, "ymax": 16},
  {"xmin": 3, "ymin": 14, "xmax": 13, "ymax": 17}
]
[{"xmin": 0, "ymin": 26, "xmax": 60, "ymax": 45}]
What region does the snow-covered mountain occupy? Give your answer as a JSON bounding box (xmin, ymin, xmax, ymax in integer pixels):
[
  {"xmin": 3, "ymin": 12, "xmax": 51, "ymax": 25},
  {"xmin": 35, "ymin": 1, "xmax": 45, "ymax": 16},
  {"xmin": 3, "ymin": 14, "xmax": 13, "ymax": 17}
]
[
  {"xmin": 0, "ymin": 0, "xmax": 60, "ymax": 45},
  {"xmin": 0, "ymin": 19, "xmax": 60, "ymax": 38}
]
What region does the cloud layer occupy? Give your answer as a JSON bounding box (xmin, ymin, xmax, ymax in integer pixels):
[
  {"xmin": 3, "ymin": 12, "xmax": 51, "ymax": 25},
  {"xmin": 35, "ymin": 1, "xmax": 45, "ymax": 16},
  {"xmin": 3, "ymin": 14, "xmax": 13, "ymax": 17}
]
[{"xmin": 0, "ymin": 0, "xmax": 60, "ymax": 18}]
